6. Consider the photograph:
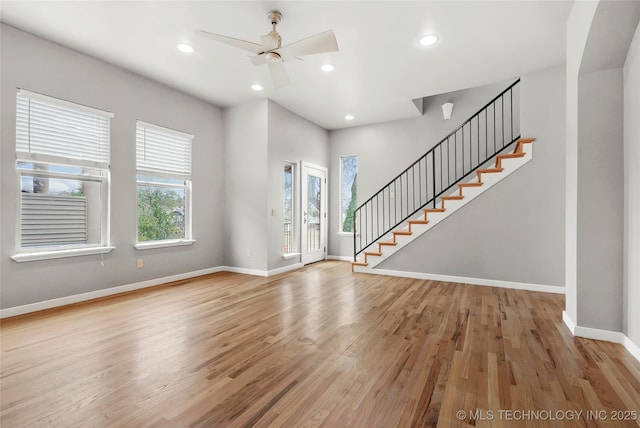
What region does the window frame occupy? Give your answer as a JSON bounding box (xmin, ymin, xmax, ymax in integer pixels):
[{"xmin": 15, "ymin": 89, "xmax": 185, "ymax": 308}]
[
  {"xmin": 339, "ymin": 155, "xmax": 358, "ymax": 235},
  {"xmin": 134, "ymin": 121, "xmax": 194, "ymax": 249},
  {"xmin": 282, "ymin": 161, "xmax": 299, "ymax": 258},
  {"xmin": 11, "ymin": 89, "xmax": 114, "ymax": 262}
]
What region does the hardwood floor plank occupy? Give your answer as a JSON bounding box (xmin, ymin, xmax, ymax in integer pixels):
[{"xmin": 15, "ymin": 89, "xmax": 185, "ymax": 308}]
[{"xmin": 2, "ymin": 261, "xmax": 639, "ymax": 427}]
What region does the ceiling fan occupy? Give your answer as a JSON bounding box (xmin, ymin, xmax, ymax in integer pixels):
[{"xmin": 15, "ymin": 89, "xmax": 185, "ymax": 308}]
[{"xmin": 198, "ymin": 10, "xmax": 339, "ymax": 88}]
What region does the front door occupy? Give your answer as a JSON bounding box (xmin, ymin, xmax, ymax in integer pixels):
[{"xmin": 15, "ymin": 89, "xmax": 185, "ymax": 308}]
[{"xmin": 301, "ymin": 162, "xmax": 327, "ymax": 265}]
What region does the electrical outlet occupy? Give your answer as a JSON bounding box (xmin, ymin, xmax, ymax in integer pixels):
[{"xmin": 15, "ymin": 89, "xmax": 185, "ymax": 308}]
[{"xmin": 137, "ymin": 259, "xmax": 143, "ymax": 269}]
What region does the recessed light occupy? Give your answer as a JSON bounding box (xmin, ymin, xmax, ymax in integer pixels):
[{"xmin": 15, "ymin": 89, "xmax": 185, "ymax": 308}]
[
  {"xmin": 177, "ymin": 43, "xmax": 194, "ymax": 53},
  {"xmin": 251, "ymin": 84, "xmax": 263, "ymax": 91},
  {"xmin": 419, "ymin": 34, "xmax": 439, "ymax": 46},
  {"xmin": 345, "ymin": 114, "xmax": 355, "ymax": 121},
  {"xmin": 321, "ymin": 64, "xmax": 335, "ymax": 72}
]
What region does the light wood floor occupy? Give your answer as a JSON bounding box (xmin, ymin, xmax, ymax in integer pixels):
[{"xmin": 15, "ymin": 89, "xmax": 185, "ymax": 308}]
[{"xmin": 2, "ymin": 261, "xmax": 639, "ymax": 427}]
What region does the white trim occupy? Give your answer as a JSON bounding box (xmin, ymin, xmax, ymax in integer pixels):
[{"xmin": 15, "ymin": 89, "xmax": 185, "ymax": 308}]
[
  {"xmin": 136, "ymin": 120, "xmax": 194, "ymax": 139},
  {"xmin": 17, "ymin": 88, "xmax": 114, "ymax": 118},
  {"xmin": 300, "ymin": 161, "xmax": 328, "ymax": 265},
  {"xmin": 216, "ymin": 263, "xmax": 304, "ymax": 278},
  {"xmin": 562, "ymin": 311, "xmax": 576, "ymax": 334},
  {"xmin": 622, "ymin": 336, "xmax": 640, "ymax": 362},
  {"xmin": 358, "ymin": 268, "xmax": 565, "ymax": 294},
  {"xmin": 0, "ymin": 266, "xmax": 225, "ymax": 318},
  {"xmin": 282, "ymin": 253, "xmax": 300, "ymax": 260},
  {"xmin": 11, "ymin": 246, "xmax": 115, "ymax": 263},
  {"xmin": 135, "ymin": 239, "xmax": 195, "ymax": 250},
  {"xmin": 562, "ymin": 311, "xmax": 640, "ymax": 363},
  {"xmin": 222, "ymin": 266, "xmax": 269, "ymax": 277},
  {"xmin": 268, "ymin": 263, "xmax": 303, "ymax": 276},
  {"xmin": 337, "ymin": 232, "xmax": 358, "ymax": 237},
  {"xmin": 339, "ymin": 154, "xmax": 358, "ymax": 233},
  {"xmin": 327, "ymin": 255, "xmax": 353, "ymax": 262}
]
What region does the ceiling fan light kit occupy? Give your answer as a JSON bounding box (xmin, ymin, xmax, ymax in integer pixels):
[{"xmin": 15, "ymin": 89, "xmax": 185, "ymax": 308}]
[{"xmin": 198, "ymin": 10, "xmax": 339, "ymax": 89}]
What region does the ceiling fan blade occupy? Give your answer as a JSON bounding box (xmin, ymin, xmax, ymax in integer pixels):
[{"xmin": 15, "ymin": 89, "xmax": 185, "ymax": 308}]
[
  {"xmin": 260, "ymin": 31, "xmax": 281, "ymax": 52},
  {"xmin": 197, "ymin": 30, "xmax": 263, "ymax": 54},
  {"xmin": 268, "ymin": 61, "xmax": 289, "ymax": 88},
  {"xmin": 277, "ymin": 30, "xmax": 338, "ymax": 59}
]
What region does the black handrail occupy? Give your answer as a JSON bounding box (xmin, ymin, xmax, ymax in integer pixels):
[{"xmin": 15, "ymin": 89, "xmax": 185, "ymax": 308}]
[{"xmin": 353, "ymin": 79, "xmax": 521, "ymax": 260}]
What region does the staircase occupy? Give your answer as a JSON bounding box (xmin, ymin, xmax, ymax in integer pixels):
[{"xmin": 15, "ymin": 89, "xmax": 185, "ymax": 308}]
[
  {"xmin": 352, "ymin": 137, "xmax": 534, "ymax": 272},
  {"xmin": 351, "ymin": 78, "xmax": 530, "ymax": 272}
]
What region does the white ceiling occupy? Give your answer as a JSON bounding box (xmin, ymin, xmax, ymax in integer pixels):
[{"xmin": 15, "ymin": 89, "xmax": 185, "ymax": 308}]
[{"xmin": 0, "ymin": 1, "xmax": 573, "ymax": 130}]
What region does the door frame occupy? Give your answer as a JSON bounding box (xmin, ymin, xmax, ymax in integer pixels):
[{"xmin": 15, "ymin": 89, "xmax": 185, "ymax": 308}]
[{"xmin": 300, "ymin": 161, "xmax": 328, "ymax": 265}]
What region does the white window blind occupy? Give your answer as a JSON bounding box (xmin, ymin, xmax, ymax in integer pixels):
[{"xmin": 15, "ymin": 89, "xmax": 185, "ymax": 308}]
[
  {"xmin": 21, "ymin": 193, "xmax": 87, "ymax": 247},
  {"xmin": 136, "ymin": 121, "xmax": 192, "ymax": 179},
  {"xmin": 16, "ymin": 89, "xmax": 112, "ymax": 167}
]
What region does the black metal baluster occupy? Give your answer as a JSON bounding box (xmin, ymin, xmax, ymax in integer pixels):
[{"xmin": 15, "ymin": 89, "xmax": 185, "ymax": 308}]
[
  {"xmin": 510, "ymin": 87, "xmax": 513, "ymax": 141},
  {"xmin": 501, "ymin": 95, "xmax": 504, "ymax": 149}
]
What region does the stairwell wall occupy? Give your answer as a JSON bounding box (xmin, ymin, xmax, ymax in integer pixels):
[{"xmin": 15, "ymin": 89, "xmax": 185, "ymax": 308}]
[
  {"xmin": 376, "ymin": 67, "xmax": 565, "ymax": 288},
  {"xmin": 328, "ymin": 78, "xmax": 517, "ymax": 259}
]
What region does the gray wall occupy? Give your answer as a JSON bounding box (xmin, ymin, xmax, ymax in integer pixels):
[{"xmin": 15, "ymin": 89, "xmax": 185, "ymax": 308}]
[
  {"xmin": 328, "ymin": 78, "xmax": 516, "ymax": 258},
  {"xmin": 222, "ymin": 100, "xmax": 329, "ymax": 272},
  {"xmin": 624, "ymin": 23, "xmax": 640, "ymax": 346},
  {"xmin": 222, "ymin": 100, "xmax": 269, "ymax": 271},
  {"xmin": 266, "ymin": 101, "xmax": 329, "ymax": 271},
  {"xmin": 576, "ymin": 68, "xmax": 624, "ymax": 331},
  {"xmin": 565, "ymin": 0, "xmax": 640, "ymax": 333},
  {"xmin": 565, "ymin": 0, "xmax": 597, "ymax": 325},
  {"xmin": 378, "ymin": 67, "xmax": 565, "ymax": 287},
  {"xmin": 0, "ymin": 25, "xmax": 225, "ymax": 309}
]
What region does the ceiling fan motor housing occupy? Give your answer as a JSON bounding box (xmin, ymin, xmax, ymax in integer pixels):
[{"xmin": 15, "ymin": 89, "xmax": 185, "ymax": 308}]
[
  {"xmin": 267, "ymin": 11, "xmax": 282, "ymax": 25},
  {"xmin": 265, "ymin": 52, "xmax": 282, "ymax": 63}
]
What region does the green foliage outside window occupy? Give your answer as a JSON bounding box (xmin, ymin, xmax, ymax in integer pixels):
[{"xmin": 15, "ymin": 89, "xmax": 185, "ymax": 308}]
[{"xmin": 137, "ymin": 187, "xmax": 184, "ymax": 241}]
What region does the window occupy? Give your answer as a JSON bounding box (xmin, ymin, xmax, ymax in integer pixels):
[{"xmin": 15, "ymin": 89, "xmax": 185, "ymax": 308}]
[
  {"xmin": 283, "ymin": 162, "xmax": 296, "ymax": 255},
  {"xmin": 340, "ymin": 155, "xmax": 358, "ymax": 233},
  {"xmin": 13, "ymin": 89, "xmax": 113, "ymax": 261},
  {"xmin": 135, "ymin": 121, "xmax": 193, "ymax": 248}
]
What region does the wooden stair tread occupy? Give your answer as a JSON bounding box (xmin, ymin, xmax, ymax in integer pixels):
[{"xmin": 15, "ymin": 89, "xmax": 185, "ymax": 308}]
[
  {"xmin": 356, "ymin": 137, "xmax": 535, "ymax": 271},
  {"xmin": 498, "ymin": 152, "xmax": 525, "ymax": 159},
  {"xmin": 478, "ymin": 167, "xmax": 503, "ymax": 174}
]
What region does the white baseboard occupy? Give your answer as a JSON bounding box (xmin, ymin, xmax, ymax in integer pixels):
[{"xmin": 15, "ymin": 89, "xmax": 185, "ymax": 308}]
[
  {"xmin": 0, "ymin": 266, "xmax": 225, "ymax": 319},
  {"xmin": 363, "ymin": 268, "xmax": 565, "ymax": 294},
  {"xmin": 327, "ymin": 255, "xmax": 353, "ymax": 262},
  {"xmin": 221, "ymin": 263, "xmax": 303, "ymax": 277},
  {"xmin": 622, "ymin": 336, "xmax": 640, "ymax": 362},
  {"xmin": 562, "ymin": 311, "xmax": 576, "ymax": 334},
  {"xmin": 562, "ymin": 311, "xmax": 640, "ymax": 362},
  {"xmin": 267, "ymin": 263, "xmax": 304, "ymax": 276},
  {"xmin": 222, "ymin": 266, "xmax": 269, "ymax": 277},
  {"xmin": 0, "ymin": 263, "xmax": 308, "ymax": 319}
]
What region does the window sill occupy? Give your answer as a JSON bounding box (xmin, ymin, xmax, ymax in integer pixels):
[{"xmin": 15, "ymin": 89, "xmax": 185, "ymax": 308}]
[
  {"xmin": 282, "ymin": 252, "xmax": 301, "ymax": 260},
  {"xmin": 337, "ymin": 232, "xmax": 359, "ymax": 237},
  {"xmin": 11, "ymin": 246, "xmax": 115, "ymax": 263},
  {"xmin": 135, "ymin": 239, "xmax": 195, "ymax": 250}
]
